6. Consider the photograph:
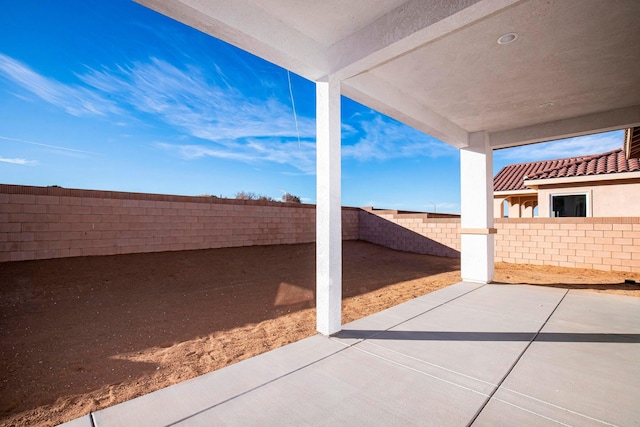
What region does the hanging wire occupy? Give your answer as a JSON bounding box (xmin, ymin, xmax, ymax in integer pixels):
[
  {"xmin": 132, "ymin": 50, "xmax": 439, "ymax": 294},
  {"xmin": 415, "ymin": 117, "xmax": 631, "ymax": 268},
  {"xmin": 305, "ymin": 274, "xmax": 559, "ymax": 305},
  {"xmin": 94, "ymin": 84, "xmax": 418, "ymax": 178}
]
[{"xmin": 287, "ymin": 70, "xmax": 302, "ymax": 148}]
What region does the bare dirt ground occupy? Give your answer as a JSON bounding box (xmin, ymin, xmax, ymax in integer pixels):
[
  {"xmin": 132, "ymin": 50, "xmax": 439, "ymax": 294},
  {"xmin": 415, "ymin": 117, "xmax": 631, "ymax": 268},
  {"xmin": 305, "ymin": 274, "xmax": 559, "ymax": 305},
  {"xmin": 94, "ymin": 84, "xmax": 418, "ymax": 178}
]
[{"xmin": 1, "ymin": 240, "xmax": 638, "ymax": 427}]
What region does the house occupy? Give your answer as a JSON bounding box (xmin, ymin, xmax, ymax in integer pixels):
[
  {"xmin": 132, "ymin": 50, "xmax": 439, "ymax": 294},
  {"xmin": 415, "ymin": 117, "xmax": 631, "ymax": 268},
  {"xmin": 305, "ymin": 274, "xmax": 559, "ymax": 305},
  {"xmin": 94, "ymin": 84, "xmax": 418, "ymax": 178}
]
[{"xmin": 494, "ymin": 136, "xmax": 640, "ymax": 218}]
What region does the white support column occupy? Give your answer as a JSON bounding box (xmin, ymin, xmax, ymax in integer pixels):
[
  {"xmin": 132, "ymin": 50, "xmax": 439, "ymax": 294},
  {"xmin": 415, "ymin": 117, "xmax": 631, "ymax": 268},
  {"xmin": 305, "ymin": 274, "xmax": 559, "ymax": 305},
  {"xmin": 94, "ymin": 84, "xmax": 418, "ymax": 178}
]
[
  {"xmin": 460, "ymin": 131, "xmax": 495, "ymax": 283},
  {"xmin": 316, "ymin": 75, "xmax": 342, "ymax": 336}
]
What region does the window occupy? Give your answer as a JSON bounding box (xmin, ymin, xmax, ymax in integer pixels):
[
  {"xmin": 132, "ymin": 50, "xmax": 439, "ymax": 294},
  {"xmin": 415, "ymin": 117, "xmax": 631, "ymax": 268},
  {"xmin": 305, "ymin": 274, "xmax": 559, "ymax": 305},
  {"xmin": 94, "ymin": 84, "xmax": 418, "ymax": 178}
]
[{"xmin": 551, "ymin": 193, "xmax": 588, "ymax": 217}]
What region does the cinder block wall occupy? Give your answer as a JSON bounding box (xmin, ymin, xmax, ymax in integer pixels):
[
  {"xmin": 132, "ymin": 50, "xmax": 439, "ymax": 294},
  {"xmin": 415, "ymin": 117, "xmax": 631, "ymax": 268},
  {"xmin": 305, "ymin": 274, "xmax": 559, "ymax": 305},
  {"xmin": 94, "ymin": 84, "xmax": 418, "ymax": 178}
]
[
  {"xmin": 494, "ymin": 218, "xmax": 640, "ymax": 273},
  {"xmin": 358, "ymin": 209, "xmax": 460, "ymax": 257},
  {"xmin": 358, "ymin": 209, "xmax": 640, "ymax": 273},
  {"xmin": 3, "ymin": 185, "xmax": 639, "ymax": 273},
  {"xmin": 0, "ymin": 185, "xmax": 359, "ymax": 262}
]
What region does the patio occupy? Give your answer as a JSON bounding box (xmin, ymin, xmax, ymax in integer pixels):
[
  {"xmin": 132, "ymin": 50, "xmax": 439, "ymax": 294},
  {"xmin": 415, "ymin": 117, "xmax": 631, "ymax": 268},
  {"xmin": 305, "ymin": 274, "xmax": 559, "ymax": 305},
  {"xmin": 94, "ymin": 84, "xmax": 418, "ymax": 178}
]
[
  {"xmin": 134, "ymin": 0, "xmax": 640, "ymax": 336},
  {"xmin": 63, "ymin": 282, "xmax": 639, "ymax": 426}
]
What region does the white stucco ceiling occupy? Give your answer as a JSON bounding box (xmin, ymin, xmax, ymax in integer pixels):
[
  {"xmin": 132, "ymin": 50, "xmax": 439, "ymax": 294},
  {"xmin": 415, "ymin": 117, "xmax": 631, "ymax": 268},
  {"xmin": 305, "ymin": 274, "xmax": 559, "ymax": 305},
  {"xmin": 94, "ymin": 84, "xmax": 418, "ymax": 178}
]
[
  {"xmin": 137, "ymin": 0, "xmax": 640, "ymax": 150},
  {"xmin": 251, "ymin": 0, "xmax": 408, "ymax": 47}
]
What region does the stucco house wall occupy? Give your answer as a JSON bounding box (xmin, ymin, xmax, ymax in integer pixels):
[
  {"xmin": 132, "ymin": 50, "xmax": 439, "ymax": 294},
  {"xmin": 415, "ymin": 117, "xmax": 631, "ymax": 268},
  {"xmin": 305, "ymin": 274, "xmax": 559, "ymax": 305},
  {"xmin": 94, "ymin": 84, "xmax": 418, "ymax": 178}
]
[
  {"xmin": 536, "ymin": 179, "xmax": 640, "ymax": 218},
  {"xmin": 494, "ymin": 194, "xmax": 537, "ymax": 218}
]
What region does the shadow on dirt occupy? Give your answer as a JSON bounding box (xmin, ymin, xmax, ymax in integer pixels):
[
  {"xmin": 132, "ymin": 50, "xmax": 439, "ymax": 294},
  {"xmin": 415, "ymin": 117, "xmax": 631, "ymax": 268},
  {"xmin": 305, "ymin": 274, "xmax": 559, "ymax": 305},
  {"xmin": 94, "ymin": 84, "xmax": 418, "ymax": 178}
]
[{"xmin": 0, "ymin": 240, "xmax": 458, "ymax": 417}]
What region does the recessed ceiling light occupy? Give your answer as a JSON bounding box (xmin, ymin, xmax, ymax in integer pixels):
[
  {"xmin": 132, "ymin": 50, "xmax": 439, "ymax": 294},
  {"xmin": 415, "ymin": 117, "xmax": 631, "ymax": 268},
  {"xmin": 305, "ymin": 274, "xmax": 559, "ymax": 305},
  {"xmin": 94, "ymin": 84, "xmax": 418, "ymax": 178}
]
[{"xmin": 497, "ymin": 33, "xmax": 518, "ymax": 45}]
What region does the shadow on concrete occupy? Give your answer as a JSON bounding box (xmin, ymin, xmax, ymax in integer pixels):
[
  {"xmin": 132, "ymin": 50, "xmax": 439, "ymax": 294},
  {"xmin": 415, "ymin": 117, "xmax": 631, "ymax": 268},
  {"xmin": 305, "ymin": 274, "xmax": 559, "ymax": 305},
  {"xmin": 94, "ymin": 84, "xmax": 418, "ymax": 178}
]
[
  {"xmin": 492, "ymin": 281, "xmax": 640, "ymax": 293},
  {"xmin": 335, "ymin": 330, "xmax": 640, "ymax": 343}
]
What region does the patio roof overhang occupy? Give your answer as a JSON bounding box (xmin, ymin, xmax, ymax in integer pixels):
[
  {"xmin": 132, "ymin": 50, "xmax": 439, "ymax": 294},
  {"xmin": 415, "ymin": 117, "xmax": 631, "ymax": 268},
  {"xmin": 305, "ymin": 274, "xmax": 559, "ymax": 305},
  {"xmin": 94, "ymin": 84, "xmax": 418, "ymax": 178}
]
[
  {"xmin": 135, "ymin": 0, "xmax": 640, "ymax": 335},
  {"xmin": 625, "ymin": 127, "xmax": 640, "ymax": 159},
  {"xmin": 137, "ymin": 0, "xmax": 640, "ymax": 149}
]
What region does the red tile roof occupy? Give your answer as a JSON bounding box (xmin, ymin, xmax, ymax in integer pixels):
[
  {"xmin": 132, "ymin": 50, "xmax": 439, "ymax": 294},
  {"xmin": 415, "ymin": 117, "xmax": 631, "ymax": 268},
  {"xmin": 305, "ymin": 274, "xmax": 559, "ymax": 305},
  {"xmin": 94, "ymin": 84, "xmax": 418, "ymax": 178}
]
[{"xmin": 494, "ymin": 149, "xmax": 640, "ymax": 192}]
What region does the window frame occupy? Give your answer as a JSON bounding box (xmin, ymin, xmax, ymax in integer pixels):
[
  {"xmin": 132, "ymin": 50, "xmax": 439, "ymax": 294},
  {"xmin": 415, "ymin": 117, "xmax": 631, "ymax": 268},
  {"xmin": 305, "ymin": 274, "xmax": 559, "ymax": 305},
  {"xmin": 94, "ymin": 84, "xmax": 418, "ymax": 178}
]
[{"xmin": 549, "ymin": 191, "xmax": 590, "ymax": 217}]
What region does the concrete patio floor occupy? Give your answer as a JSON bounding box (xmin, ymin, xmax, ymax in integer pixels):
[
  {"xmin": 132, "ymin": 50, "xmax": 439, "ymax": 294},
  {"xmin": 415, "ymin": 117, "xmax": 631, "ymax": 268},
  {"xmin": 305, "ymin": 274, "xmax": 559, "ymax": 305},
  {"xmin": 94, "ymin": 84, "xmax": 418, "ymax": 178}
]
[{"xmin": 63, "ymin": 282, "xmax": 640, "ymax": 426}]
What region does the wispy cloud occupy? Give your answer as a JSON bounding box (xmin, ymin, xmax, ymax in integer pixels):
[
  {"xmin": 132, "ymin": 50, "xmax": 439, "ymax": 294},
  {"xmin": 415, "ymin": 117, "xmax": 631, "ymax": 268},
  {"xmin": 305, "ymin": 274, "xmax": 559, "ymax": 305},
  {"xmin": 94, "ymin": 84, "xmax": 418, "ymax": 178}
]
[
  {"xmin": 79, "ymin": 58, "xmax": 315, "ymax": 141},
  {"xmin": 342, "ymin": 113, "xmax": 455, "ymax": 161},
  {"xmin": 0, "ymin": 156, "xmax": 38, "ymax": 165},
  {"xmin": 494, "ymin": 130, "xmax": 624, "ymax": 163},
  {"xmin": 156, "ymin": 137, "xmax": 316, "ymax": 174},
  {"xmin": 0, "ymin": 53, "xmax": 121, "ymax": 117},
  {"xmin": 0, "ymin": 53, "xmax": 314, "ymax": 170},
  {"xmin": 80, "ymin": 57, "xmax": 320, "ymax": 172},
  {"xmin": 0, "ymin": 136, "xmax": 103, "ymax": 155},
  {"xmin": 0, "ymin": 52, "xmax": 457, "ymax": 173}
]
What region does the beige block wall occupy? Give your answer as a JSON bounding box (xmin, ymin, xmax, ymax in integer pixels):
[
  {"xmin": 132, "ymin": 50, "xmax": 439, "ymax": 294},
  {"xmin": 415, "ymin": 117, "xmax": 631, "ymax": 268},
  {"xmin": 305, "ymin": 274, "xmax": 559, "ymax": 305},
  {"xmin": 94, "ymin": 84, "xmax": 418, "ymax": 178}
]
[
  {"xmin": 3, "ymin": 185, "xmax": 639, "ymax": 274},
  {"xmin": 537, "ymin": 180, "xmax": 640, "ymax": 217},
  {"xmin": 0, "ymin": 185, "xmax": 359, "ymax": 262},
  {"xmin": 358, "ymin": 209, "xmax": 460, "ymax": 257},
  {"xmin": 495, "ymin": 217, "xmax": 640, "ymax": 273},
  {"xmin": 358, "ymin": 209, "xmax": 640, "ymax": 273}
]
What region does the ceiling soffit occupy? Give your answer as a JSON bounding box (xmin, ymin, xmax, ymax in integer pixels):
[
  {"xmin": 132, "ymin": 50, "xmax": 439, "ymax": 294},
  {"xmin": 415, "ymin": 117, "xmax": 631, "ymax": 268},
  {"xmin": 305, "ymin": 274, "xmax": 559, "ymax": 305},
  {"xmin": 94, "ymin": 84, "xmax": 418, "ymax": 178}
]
[
  {"xmin": 371, "ymin": 1, "xmax": 640, "ymax": 128},
  {"xmin": 251, "ymin": 0, "xmax": 407, "ymax": 47}
]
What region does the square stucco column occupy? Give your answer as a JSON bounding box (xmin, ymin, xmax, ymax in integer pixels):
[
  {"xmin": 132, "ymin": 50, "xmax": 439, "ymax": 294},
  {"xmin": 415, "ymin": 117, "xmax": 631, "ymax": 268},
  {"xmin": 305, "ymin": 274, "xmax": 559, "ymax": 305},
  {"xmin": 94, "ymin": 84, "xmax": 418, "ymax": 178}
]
[
  {"xmin": 316, "ymin": 76, "xmax": 342, "ymax": 335},
  {"xmin": 460, "ymin": 131, "xmax": 495, "ymax": 283},
  {"xmin": 508, "ymin": 197, "xmax": 522, "ymax": 218}
]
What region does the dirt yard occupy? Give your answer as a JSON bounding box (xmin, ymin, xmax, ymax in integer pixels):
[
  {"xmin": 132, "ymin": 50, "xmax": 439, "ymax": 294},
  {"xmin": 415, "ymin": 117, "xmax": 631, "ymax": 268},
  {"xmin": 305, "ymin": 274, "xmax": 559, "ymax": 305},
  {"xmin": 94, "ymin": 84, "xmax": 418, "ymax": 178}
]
[{"xmin": 1, "ymin": 240, "xmax": 638, "ymax": 426}]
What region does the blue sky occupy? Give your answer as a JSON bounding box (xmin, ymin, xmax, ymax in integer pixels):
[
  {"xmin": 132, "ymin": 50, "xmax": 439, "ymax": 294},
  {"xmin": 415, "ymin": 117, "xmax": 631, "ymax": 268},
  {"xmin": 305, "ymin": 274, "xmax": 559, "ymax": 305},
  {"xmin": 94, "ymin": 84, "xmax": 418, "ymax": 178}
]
[{"xmin": 0, "ymin": 1, "xmax": 624, "ymax": 213}]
